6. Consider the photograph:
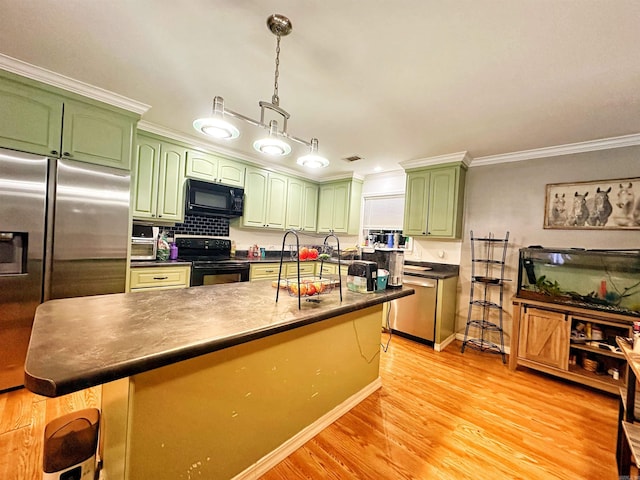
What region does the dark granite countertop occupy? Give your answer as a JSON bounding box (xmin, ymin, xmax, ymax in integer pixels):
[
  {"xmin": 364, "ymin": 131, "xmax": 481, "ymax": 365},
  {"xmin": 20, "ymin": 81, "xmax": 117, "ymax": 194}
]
[
  {"xmin": 130, "ymin": 259, "xmax": 192, "ymax": 268},
  {"xmin": 25, "ymin": 282, "xmax": 414, "ymax": 397},
  {"xmin": 403, "ymin": 261, "xmax": 459, "ymax": 280}
]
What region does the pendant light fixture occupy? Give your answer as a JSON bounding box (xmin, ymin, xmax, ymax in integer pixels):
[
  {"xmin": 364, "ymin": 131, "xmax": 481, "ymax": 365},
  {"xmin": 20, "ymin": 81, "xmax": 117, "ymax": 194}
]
[{"xmin": 193, "ymin": 14, "xmax": 329, "ymax": 168}]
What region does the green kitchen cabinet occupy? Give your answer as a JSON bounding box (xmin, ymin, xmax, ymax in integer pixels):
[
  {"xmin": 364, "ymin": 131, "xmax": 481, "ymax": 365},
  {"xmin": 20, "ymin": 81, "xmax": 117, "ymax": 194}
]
[
  {"xmin": 242, "ymin": 166, "xmax": 288, "ymax": 229},
  {"xmin": 317, "ymin": 179, "xmax": 362, "ymax": 235},
  {"xmin": 402, "ymin": 163, "xmax": 466, "ymax": 238},
  {"xmin": 285, "ymin": 177, "xmax": 318, "ymax": 232},
  {"xmin": 133, "ymin": 133, "xmax": 186, "ymax": 222},
  {"xmin": 0, "ymin": 74, "xmax": 135, "ymax": 169},
  {"xmin": 185, "ymin": 150, "xmax": 245, "ymax": 187}
]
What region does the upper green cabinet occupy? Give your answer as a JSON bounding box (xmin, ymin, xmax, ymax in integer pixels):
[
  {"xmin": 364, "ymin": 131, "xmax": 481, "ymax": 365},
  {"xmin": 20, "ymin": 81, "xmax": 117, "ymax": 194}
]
[
  {"xmin": 0, "ymin": 74, "xmax": 136, "ymax": 170},
  {"xmin": 402, "ymin": 163, "xmax": 466, "ymax": 238},
  {"xmin": 285, "ymin": 178, "xmax": 318, "ymax": 232},
  {"xmin": 242, "ymin": 166, "xmax": 288, "ymax": 229},
  {"xmin": 317, "ymin": 179, "xmax": 363, "ymax": 235},
  {"xmin": 185, "ymin": 150, "xmax": 245, "ymax": 187},
  {"xmin": 133, "ymin": 133, "xmax": 186, "ymax": 222}
]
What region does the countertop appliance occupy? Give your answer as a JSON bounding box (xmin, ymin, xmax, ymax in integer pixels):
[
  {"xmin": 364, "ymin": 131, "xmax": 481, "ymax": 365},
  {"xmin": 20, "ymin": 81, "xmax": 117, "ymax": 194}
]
[
  {"xmin": 347, "ymin": 260, "xmax": 378, "ymax": 293},
  {"xmin": 131, "ymin": 225, "xmax": 157, "ymax": 261},
  {"xmin": 0, "ymin": 149, "xmax": 130, "ymax": 391},
  {"xmin": 184, "ymin": 179, "xmax": 244, "ymax": 218},
  {"xmin": 362, "ymin": 250, "xmax": 404, "ymax": 288},
  {"xmin": 175, "ymin": 235, "xmax": 249, "ymax": 286},
  {"xmin": 389, "ymin": 271, "xmax": 437, "ymax": 344}
]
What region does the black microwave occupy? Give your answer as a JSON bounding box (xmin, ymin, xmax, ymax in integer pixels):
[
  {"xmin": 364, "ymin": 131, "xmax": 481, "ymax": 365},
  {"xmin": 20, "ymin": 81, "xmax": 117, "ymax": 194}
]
[{"xmin": 185, "ymin": 179, "xmax": 244, "ymax": 218}]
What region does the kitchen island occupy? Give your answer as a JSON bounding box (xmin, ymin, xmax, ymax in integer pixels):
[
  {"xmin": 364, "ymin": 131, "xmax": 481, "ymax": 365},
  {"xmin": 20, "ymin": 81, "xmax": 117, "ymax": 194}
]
[{"xmin": 25, "ymin": 281, "xmax": 413, "ymax": 479}]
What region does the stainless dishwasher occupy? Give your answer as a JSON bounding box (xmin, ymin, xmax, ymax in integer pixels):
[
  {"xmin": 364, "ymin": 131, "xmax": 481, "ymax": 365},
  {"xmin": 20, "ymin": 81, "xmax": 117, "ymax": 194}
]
[{"xmin": 389, "ymin": 274, "xmax": 437, "ymax": 343}]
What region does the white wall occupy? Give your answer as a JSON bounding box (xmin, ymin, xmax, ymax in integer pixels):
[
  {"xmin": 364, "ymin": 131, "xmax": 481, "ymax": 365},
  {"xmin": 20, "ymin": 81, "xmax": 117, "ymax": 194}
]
[{"xmin": 457, "ymin": 145, "xmax": 640, "ymax": 341}]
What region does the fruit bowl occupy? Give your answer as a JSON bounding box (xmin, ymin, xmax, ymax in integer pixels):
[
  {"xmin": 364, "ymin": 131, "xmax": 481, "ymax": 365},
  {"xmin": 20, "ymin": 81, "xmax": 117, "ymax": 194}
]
[
  {"xmin": 288, "ymin": 245, "xmax": 324, "ymax": 261},
  {"xmin": 286, "ymin": 276, "xmax": 334, "ymax": 297}
]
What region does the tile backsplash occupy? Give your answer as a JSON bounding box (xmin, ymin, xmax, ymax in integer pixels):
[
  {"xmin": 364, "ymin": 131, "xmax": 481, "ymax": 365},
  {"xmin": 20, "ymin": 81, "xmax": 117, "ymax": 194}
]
[{"xmin": 164, "ymin": 215, "xmax": 229, "ymax": 237}]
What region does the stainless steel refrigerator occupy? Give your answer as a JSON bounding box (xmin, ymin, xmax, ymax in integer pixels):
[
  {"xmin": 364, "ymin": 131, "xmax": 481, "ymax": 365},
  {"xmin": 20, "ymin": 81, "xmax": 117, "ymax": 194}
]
[{"xmin": 0, "ymin": 148, "xmax": 130, "ymax": 391}]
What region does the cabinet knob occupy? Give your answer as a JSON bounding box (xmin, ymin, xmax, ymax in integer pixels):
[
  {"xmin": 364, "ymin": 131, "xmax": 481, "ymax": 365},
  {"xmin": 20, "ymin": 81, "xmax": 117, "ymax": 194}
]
[
  {"xmin": 63, "ymin": 152, "xmax": 72, "ymax": 157},
  {"xmin": 50, "ymin": 150, "xmax": 58, "ymax": 156},
  {"xmin": 151, "ymin": 214, "xmax": 156, "ymax": 217}
]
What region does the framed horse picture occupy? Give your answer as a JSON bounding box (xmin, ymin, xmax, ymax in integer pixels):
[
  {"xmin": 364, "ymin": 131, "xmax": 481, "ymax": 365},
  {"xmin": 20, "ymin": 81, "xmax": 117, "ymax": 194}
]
[{"xmin": 544, "ymin": 177, "xmax": 640, "ymax": 229}]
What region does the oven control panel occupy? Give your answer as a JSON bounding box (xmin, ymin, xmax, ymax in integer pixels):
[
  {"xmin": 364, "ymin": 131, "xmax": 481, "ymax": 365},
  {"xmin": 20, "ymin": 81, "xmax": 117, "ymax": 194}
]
[{"xmin": 175, "ymin": 237, "xmax": 230, "ymax": 251}]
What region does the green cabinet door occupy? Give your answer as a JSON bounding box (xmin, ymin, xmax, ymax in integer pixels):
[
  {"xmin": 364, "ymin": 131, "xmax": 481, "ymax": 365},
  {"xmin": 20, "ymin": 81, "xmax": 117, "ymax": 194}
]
[
  {"xmin": 317, "ymin": 179, "xmax": 362, "ymax": 235},
  {"xmin": 331, "ymin": 182, "xmax": 350, "ymax": 233},
  {"xmin": 285, "ymin": 178, "xmax": 304, "ymax": 230},
  {"xmin": 317, "ymin": 183, "xmax": 336, "ymax": 233},
  {"xmin": 426, "ymin": 167, "xmax": 458, "ymax": 237},
  {"xmin": 403, "ymin": 163, "xmax": 466, "ymax": 239},
  {"xmin": 218, "ymin": 158, "xmax": 245, "ymax": 187},
  {"xmin": 302, "ymin": 182, "xmax": 319, "ymax": 232},
  {"xmin": 285, "ymin": 178, "xmax": 318, "ymax": 232},
  {"xmin": 0, "ymin": 76, "xmax": 62, "ymax": 156},
  {"xmin": 132, "ymin": 137, "xmax": 161, "ymax": 219},
  {"xmin": 0, "ymin": 74, "xmax": 136, "ymax": 169},
  {"xmin": 265, "ymin": 172, "xmax": 287, "ymax": 229},
  {"xmin": 403, "ymin": 170, "xmax": 430, "ymax": 236},
  {"xmin": 243, "ymin": 167, "xmax": 269, "ymax": 228},
  {"xmin": 185, "ymin": 150, "xmax": 245, "ymax": 187},
  {"xmin": 61, "ymin": 100, "xmax": 134, "ymax": 169},
  {"xmin": 243, "ymin": 167, "xmax": 287, "ymax": 229},
  {"xmin": 156, "ymin": 142, "xmax": 186, "ymax": 221},
  {"xmin": 133, "ymin": 134, "xmax": 185, "ymax": 222}
]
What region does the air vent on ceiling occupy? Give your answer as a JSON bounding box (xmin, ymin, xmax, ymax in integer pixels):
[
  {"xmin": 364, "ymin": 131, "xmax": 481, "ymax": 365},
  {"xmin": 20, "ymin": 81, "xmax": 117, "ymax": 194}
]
[{"xmin": 343, "ymin": 155, "xmax": 363, "ymax": 162}]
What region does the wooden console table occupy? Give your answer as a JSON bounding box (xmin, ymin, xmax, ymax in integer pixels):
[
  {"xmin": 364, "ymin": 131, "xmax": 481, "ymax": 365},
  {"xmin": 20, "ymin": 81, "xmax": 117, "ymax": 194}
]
[{"xmin": 511, "ymin": 297, "xmax": 634, "ymax": 394}]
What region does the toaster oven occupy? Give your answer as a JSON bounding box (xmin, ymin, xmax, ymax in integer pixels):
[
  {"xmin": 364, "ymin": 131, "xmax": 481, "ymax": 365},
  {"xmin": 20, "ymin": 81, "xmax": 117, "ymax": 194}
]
[{"xmin": 131, "ymin": 225, "xmax": 156, "ymax": 260}]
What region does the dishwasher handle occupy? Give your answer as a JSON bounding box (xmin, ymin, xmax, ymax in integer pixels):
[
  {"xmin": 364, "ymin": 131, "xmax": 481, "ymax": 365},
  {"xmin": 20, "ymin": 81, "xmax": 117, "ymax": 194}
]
[{"xmin": 402, "ymin": 277, "xmax": 436, "ymax": 288}]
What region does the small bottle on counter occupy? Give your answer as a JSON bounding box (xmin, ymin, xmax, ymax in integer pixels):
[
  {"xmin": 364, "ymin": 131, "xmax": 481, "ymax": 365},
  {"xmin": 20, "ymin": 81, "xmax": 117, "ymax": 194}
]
[
  {"xmin": 169, "ymin": 242, "xmax": 178, "ymax": 260},
  {"xmin": 230, "ymin": 240, "xmax": 236, "ymax": 258}
]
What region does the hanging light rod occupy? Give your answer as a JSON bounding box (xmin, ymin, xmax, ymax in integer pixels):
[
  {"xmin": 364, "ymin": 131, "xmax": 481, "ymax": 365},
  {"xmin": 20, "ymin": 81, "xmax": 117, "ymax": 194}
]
[{"xmin": 194, "ymin": 14, "xmax": 329, "ymax": 168}]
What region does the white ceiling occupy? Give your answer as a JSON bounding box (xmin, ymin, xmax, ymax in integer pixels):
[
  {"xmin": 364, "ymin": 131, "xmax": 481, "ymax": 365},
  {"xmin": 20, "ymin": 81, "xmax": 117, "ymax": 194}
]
[{"xmin": 1, "ymin": 1, "xmax": 639, "ymax": 179}]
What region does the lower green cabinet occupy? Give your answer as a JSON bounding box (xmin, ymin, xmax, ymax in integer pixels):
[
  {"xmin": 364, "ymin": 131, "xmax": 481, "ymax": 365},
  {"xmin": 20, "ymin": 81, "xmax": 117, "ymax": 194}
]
[{"xmin": 403, "ymin": 163, "xmax": 466, "ymax": 239}]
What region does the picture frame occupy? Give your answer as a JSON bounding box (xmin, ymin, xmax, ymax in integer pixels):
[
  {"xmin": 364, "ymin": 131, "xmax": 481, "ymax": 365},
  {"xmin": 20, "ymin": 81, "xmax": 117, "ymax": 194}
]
[{"xmin": 544, "ymin": 177, "xmax": 640, "ymax": 230}]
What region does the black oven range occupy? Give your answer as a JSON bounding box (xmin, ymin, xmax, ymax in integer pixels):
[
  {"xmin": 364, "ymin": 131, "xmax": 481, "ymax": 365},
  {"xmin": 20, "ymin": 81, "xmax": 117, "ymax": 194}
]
[{"xmin": 175, "ymin": 236, "xmax": 249, "ymax": 286}]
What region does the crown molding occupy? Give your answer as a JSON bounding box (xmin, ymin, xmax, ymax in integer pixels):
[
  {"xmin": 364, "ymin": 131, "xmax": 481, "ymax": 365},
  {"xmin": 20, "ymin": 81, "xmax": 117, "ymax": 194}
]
[
  {"xmin": 363, "ymin": 168, "xmax": 405, "ymax": 181},
  {"xmin": 399, "ymin": 151, "xmax": 472, "ymax": 170},
  {"xmin": 0, "ymin": 53, "xmax": 150, "ymax": 115},
  {"xmin": 471, "ymin": 133, "xmax": 640, "ymax": 167}
]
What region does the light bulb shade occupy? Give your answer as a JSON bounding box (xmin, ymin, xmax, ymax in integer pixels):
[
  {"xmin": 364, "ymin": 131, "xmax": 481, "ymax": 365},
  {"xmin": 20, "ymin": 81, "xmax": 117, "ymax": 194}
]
[
  {"xmin": 253, "ymin": 137, "xmax": 291, "ymax": 156},
  {"xmin": 297, "ymin": 153, "xmax": 329, "ymax": 168},
  {"xmin": 193, "ymin": 117, "xmax": 240, "ymax": 139}
]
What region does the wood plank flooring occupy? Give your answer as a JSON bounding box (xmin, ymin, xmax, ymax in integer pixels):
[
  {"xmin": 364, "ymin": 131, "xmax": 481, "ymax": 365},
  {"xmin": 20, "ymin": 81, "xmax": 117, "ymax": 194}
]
[
  {"xmin": 0, "ymin": 336, "xmax": 622, "ymax": 479},
  {"xmin": 0, "ymin": 385, "xmax": 101, "ymax": 480},
  {"xmin": 259, "ymin": 336, "xmax": 621, "ymax": 480}
]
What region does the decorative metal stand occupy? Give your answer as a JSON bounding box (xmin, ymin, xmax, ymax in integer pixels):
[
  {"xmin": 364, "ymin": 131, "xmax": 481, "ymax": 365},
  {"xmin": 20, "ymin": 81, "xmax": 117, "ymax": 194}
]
[
  {"xmin": 461, "ymin": 231, "xmax": 510, "ymax": 363},
  {"xmin": 275, "ymin": 230, "xmax": 343, "ymax": 309}
]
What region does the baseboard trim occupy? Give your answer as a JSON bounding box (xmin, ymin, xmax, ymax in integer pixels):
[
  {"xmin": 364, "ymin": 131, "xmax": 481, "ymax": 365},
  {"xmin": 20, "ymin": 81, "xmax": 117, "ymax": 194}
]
[
  {"xmin": 232, "ymin": 377, "xmax": 383, "ymax": 480},
  {"xmin": 434, "ymin": 333, "xmax": 456, "ymax": 352}
]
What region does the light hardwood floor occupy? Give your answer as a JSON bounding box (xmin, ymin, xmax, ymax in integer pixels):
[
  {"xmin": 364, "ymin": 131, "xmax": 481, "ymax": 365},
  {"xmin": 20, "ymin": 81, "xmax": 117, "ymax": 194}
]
[
  {"xmin": 0, "ymin": 336, "xmax": 622, "ymax": 480},
  {"xmin": 260, "ymin": 336, "xmax": 621, "ymax": 480}
]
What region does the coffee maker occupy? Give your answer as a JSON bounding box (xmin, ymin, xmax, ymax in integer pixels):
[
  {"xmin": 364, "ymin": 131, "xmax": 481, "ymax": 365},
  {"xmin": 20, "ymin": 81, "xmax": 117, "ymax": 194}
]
[
  {"xmin": 361, "ymin": 250, "xmax": 404, "ymax": 288},
  {"xmin": 386, "ymin": 250, "xmax": 404, "ymax": 288}
]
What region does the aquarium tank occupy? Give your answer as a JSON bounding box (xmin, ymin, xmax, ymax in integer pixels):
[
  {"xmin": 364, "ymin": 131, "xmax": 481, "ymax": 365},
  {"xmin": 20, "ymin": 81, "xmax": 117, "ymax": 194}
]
[{"xmin": 517, "ymin": 247, "xmax": 640, "ymax": 318}]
